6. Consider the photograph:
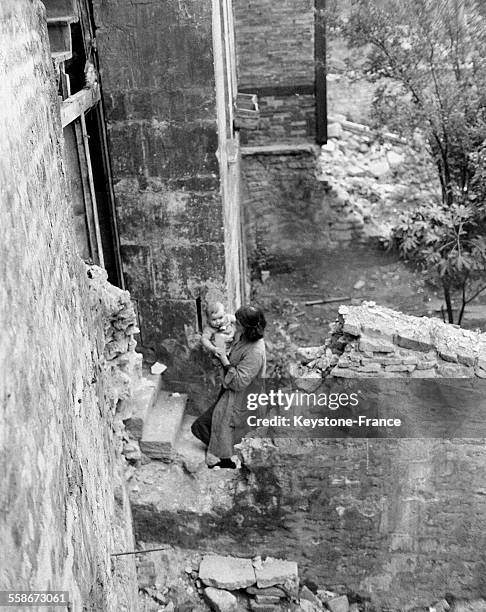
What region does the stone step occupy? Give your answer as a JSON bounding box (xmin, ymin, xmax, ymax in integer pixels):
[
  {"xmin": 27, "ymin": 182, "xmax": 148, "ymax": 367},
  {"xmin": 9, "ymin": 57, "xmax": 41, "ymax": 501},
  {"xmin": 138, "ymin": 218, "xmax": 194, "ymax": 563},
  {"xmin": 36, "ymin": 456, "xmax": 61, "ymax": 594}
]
[
  {"xmin": 139, "ymin": 390, "xmax": 188, "ymax": 460},
  {"xmin": 123, "ymin": 374, "xmax": 161, "ymax": 440}
]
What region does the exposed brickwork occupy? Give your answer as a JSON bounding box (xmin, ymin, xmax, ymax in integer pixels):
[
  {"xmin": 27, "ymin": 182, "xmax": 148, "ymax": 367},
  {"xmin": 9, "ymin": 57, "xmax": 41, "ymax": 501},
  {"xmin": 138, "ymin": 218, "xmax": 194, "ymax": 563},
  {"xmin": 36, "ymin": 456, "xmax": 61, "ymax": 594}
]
[
  {"xmin": 93, "ymin": 0, "xmax": 227, "ymax": 351},
  {"xmin": 240, "ymin": 94, "xmax": 316, "ymax": 146},
  {"xmin": 233, "ymin": 0, "xmax": 316, "ymax": 144},
  {"xmin": 233, "ymin": 0, "xmax": 315, "ymax": 89},
  {"xmin": 242, "ymin": 150, "xmax": 342, "ymax": 271},
  {"xmin": 0, "ymin": 2, "xmax": 137, "ymax": 608}
]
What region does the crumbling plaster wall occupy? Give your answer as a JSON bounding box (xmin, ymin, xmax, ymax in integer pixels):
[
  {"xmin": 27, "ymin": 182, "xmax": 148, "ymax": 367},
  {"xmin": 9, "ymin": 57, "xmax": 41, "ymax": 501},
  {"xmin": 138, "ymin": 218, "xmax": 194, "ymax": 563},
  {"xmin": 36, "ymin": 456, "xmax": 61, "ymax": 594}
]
[
  {"xmin": 0, "ymin": 2, "xmax": 138, "ymax": 608},
  {"xmin": 92, "ymin": 0, "xmax": 227, "ymax": 357}
]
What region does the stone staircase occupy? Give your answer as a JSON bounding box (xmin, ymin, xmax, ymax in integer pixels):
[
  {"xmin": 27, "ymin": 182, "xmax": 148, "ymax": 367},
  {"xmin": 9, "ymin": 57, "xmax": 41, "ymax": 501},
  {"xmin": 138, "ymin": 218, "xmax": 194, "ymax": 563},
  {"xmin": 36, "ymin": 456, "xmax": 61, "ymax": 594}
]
[{"xmin": 123, "ymin": 372, "xmax": 205, "ymax": 467}]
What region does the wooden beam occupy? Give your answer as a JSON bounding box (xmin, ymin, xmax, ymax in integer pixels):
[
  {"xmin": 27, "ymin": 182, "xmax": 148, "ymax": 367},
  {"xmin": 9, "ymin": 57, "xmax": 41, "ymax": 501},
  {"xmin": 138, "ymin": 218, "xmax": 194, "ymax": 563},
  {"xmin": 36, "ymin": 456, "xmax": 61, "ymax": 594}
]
[
  {"xmin": 60, "ymin": 86, "xmax": 100, "ymax": 128},
  {"xmin": 73, "ymin": 120, "xmax": 98, "ymax": 260},
  {"xmin": 80, "ymin": 114, "xmax": 105, "ymax": 268},
  {"xmin": 241, "ymin": 143, "xmax": 320, "ymax": 156},
  {"xmin": 315, "ymin": 0, "xmax": 328, "ymax": 145},
  {"xmin": 238, "ymin": 84, "xmax": 315, "ymax": 97}
]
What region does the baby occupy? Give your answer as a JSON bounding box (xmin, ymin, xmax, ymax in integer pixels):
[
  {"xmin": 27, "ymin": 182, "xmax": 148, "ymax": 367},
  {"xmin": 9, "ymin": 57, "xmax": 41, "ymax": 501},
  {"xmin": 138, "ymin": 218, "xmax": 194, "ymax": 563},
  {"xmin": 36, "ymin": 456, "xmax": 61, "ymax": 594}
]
[{"xmin": 201, "ymin": 302, "xmax": 236, "ymax": 356}]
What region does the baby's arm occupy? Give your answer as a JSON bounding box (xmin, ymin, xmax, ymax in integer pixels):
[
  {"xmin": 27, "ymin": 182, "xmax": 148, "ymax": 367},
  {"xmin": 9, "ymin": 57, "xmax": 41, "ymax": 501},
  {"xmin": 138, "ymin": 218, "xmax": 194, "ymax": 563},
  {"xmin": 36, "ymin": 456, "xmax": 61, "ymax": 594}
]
[{"xmin": 201, "ymin": 325, "xmax": 217, "ymax": 353}]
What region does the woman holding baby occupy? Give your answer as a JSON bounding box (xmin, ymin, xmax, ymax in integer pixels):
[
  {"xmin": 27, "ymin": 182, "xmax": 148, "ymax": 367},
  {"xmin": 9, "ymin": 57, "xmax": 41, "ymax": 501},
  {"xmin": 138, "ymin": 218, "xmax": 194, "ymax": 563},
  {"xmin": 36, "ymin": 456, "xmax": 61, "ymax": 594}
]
[{"xmin": 191, "ymin": 304, "xmax": 266, "ymax": 469}]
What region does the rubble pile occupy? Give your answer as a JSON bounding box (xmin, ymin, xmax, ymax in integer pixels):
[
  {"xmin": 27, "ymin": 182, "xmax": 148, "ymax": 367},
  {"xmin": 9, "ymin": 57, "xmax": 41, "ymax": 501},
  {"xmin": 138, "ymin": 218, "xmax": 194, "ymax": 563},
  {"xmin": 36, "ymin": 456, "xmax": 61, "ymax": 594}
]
[
  {"xmin": 137, "ymin": 549, "xmax": 486, "ymax": 612},
  {"xmin": 317, "ymin": 114, "xmax": 440, "ymax": 246},
  {"xmin": 186, "ymin": 553, "xmax": 353, "ymax": 612},
  {"xmin": 87, "ymin": 265, "xmax": 144, "ymax": 468},
  {"xmin": 291, "ymin": 303, "xmax": 486, "ymax": 382},
  {"xmin": 87, "ymin": 265, "xmax": 142, "ymax": 407}
]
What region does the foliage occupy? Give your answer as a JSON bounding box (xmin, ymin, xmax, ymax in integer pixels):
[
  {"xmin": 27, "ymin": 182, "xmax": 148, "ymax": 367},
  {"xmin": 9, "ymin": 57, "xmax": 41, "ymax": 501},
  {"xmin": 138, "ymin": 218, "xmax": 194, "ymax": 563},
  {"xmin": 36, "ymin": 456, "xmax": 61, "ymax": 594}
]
[
  {"xmin": 343, "ymin": 0, "xmax": 486, "ymax": 323},
  {"xmin": 393, "ymin": 201, "xmax": 486, "ymax": 323}
]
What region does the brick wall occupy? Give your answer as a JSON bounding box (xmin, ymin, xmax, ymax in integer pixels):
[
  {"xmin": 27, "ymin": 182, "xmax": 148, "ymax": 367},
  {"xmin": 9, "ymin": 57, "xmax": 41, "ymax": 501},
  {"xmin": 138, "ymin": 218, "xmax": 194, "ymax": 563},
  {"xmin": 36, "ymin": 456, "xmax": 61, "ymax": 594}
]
[
  {"xmin": 240, "ymin": 94, "xmax": 316, "ymax": 146},
  {"xmin": 92, "ymin": 0, "xmax": 227, "ymax": 355},
  {"xmin": 233, "ymin": 0, "xmax": 317, "ymax": 144},
  {"xmin": 0, "ymin": 2, "xmax": 138, "ymax": 608},
  {"xmin": 233, "ymin": 0, "xmax": 315, "ymax": 88},
  {"xmin": 242, "ymin": 150, "xmax": 335, "ymax": 274}
]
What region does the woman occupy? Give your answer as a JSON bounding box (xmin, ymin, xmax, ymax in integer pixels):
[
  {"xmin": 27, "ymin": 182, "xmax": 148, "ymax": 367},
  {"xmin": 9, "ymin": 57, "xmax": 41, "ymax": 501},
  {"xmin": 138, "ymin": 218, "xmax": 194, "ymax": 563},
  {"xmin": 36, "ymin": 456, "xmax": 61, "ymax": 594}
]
[{"xmin": 191, "ymin": 305, "xmax": 266, "ymax": 469}]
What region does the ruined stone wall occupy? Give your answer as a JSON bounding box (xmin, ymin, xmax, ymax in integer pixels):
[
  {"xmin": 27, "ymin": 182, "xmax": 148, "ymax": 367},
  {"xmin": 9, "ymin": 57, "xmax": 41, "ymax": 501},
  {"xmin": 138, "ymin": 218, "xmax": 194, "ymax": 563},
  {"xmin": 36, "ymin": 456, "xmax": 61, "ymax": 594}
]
[
  {"xmin": 233, "ymin": 0, "xmax": 316, "ymax": 144},
  {"xmin": 131, "ymin": 305, "xmax": 486, "ymax": 608},
  {"xmin": 92, "ymin": 0, "xmax": 227, "ymax": 356},
  {"xmin": 0, "ymin": 2, "xmax": 138, "ymax": 608},
  {"xmin": 239, "ymin": 306, "xmax": 486, "ymax": 606}
]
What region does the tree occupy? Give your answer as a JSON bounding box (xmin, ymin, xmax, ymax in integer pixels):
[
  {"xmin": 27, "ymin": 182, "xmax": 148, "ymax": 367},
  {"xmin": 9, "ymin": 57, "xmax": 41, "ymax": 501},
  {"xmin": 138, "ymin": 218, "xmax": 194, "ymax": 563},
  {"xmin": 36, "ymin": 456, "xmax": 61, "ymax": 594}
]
[{"xmin": 343, "ymin": 0, "xmax": 486, "ymax": 324}]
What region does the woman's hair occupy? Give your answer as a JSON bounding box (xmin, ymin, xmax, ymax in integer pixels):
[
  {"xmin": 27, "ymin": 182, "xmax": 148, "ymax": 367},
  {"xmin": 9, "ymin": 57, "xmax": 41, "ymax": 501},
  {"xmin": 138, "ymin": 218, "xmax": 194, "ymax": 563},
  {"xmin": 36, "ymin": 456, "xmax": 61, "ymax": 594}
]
[{"xmin": 235, "ymin": 305, "xmax": 266, "ymax": 342}]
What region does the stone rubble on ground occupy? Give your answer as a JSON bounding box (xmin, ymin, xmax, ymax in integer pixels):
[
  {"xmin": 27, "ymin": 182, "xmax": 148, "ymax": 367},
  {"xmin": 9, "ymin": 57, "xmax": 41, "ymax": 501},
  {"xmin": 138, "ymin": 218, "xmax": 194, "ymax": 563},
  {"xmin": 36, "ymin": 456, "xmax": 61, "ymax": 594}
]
[
  {"xmin": 199, "ymin": 555, "xmax": 256, "ymax": 590},
  {"xmin": 139, "ymin": 549, "xmax": 486, "ymax": 612},
  {"xmin": 203, "ymin": 586, "xmax": 238, "ymax": 612},
  {"xmin": 315, "ymin": 113, "xmax": 440, "ymax": 247},
  {"xmin": 326, "ymin": 595, "xmax": 350, "ymax": 612},
  {"xmin": 255, "ymin": 557, "xmax": 299, "ymax": 595}
]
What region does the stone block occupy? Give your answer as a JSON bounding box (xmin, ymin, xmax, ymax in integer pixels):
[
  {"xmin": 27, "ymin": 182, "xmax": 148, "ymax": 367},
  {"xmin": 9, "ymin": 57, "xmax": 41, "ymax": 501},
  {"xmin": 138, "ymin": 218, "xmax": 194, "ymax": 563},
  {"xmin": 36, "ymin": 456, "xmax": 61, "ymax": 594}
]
[
  {"xmin": 385, "ymin": 364, "xmax": 416, "ymax": 373},
  {"xmin": 411, "ymin": 368, "xmax": 437, "ymax": 378},
  {"xmin": 457, "ymin": 350, "xmax": 476, "ymax": 367},
  {"xmin": 396, "ymin": 332, "xmax": 432, "ymax": 352},
  {"xmin": 255, "ymin": 594, "xmax": 282, "ymax": 604},
  {"xmin": 342, "ymin": 322, "xmax": 361, "ymax": 336},
  {"xmin": 327, "ymin": 123, "xmax": 343, "ymax": 138},
  {"xmin": 139, "ymin": 390, "xmax": 187, "ymax": 459},
  {"xmin": 203, "ymin": 587, "xmax": 238, "ymax": 612},
  {"xmin": 367, "ymin": 158, "xmax": 390, "ymax": 178},
  {"xmin": 296, "ymin": 346, "xmax": 325, "ymax": 364},
  {"xmin": 437, "ymin": 348, "xmax": 458, "ymax": 363},
  {"xmin": 249, "ymin": 603, "xmax": 281, "ymax": 612},
  {"xmin": 246, "ymin": 587, "xmax": 286, "ymax": 597},
  {"xmin": 416, "ymin": 358, "xmax": 438, "ymax": 370},
  {"xmin": 431, "ymin": 599, "xmax": 450, "ymax": 612},
  {"xmin": 327, "ymin": 595, "xmax": 349, "ymax": 612},
  {"xmin": 386, "ymin": 150, "xmax": 405, "ymax": 168},
  {"xmin": 359, "ymin": 362, "xmax": 382, "ymax": 373},
  {"xmin": 437, "ymin": 362, "xmax": 472, "ymax": 378},
  {"xmin": 300, "ymin": 601, "xmax": 320, "ymax": 612},
  {"xmin": 199, "ymin": 555, "xmax": 256, "ymax": 590},
  {"xmin": 300, "ymin": 585, "xmax": 321, "ymax": 607},
  {"xmin": 255, "ymin": 557, "xmax": 298, "ymax": 594}
]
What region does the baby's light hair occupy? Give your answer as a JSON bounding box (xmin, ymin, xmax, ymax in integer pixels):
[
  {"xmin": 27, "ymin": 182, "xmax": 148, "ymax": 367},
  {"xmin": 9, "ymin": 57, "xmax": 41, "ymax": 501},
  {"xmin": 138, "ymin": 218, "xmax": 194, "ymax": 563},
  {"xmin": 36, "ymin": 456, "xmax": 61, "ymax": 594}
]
[{"xmin": 205, "ymin": 301, "xmax": 224, "ymax": 318}]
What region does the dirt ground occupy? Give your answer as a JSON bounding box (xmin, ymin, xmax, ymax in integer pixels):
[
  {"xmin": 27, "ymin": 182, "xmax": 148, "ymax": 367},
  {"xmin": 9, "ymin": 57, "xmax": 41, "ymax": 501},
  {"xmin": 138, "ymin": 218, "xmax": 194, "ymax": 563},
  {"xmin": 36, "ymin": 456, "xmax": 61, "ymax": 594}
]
[{"xmin": 251, "ymin": 244, "xmax": 486, "ymax": 376}]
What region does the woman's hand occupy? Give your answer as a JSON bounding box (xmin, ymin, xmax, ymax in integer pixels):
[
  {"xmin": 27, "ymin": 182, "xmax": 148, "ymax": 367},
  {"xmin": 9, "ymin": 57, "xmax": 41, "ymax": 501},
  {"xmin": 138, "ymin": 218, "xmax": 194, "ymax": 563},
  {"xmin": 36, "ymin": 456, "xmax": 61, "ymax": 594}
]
[{"xmin": 214, "ymin": 347, "xmax": 230, "ymax": 366}]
